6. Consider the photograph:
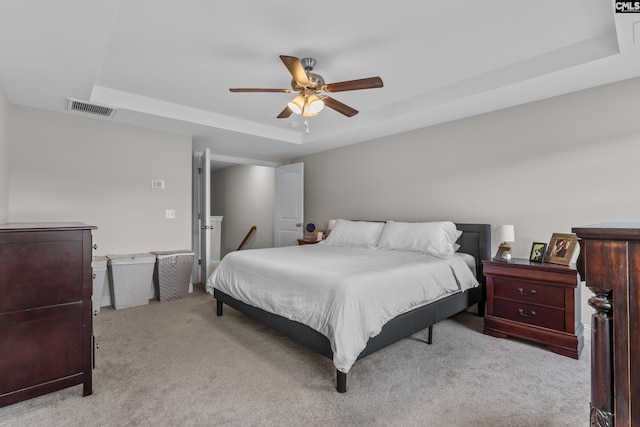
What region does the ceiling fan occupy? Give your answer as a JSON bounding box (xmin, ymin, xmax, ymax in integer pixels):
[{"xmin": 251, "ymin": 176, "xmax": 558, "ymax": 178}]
[{"xmin": 229, "ymin": 55, "xmax": 383, "ymax": 119}]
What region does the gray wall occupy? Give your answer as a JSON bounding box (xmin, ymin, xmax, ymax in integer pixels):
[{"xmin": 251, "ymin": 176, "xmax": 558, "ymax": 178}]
[
  {"xmin": 0, "ymin": 83, "xmax": 9, "ymax": 223},
  {"xmin": 211, "ymin": 164, "xmax": 275, "ymax": 257},
  {"xmin": 295, "ymin": 76, "xmax": 640, "ymax": 325},
  {"xmin": 8, "ymin": 105, "xmax": 192, "ymax": 256}
]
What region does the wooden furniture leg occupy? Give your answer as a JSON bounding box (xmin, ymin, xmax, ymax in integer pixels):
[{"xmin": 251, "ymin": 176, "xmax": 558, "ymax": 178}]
[{"xmin": 588, "ymin": 288, "xmax": 614, "ymax": 426}]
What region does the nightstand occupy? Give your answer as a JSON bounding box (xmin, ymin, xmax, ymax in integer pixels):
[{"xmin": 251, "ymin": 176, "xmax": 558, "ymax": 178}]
[
  {"xmin": 296, "ymin": 238, "xmax": 322, "ymax": 245},
  {"xmin": 482, "ymin": 259, "xmax": 583, "ymax": 359}
]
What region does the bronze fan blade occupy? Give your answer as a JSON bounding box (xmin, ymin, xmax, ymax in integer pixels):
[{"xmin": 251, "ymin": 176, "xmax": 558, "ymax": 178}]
[
  {"xmin": 321, "ymin": 96, "xmax": 358, "ymax": 117},
  {"xmin": 323, "ymin": 77, "xmax": 383, "ymax": 93},
  {"xmin": 277, "ymin": 106, "xmax": 293, "ymax": 119},
  {"xmin": 279, "ymin": 55, "xmax": 310, "ymax": 85},
  {"xmin": 229, "ymin": 88, "xmax": 291, "ymax": 93}
]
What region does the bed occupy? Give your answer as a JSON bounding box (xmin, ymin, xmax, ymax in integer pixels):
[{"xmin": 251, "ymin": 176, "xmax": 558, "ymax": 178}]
[{"xmin": 207, "ymin": 221, "xmax": 490, "ymax": 392}]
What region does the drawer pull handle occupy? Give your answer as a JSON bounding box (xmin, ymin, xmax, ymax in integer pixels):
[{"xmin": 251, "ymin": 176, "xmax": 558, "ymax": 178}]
[
  {"xmin": 517, "ymin": 288, "xmax": 536, "ymax": 296},
  {"xmin": 518, "ymin": 308, "xmax": 536, "ymax": 318}
]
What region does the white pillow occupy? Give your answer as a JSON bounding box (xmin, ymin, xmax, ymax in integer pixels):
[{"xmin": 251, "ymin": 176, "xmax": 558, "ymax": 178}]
[
  {"xmin": 377, "ymin": 221, "xmax": 462, "ymax": 255},
  {"xmin": 323, "ymin": 219, "xmax": 384, "ymax": 248}
]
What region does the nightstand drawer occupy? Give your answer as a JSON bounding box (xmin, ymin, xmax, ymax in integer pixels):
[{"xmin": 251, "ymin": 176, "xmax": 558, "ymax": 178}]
[
  {"xmin": 493, "ymin": 278, "xmax": 565, "ymax": 308},
  {"xmin": 493, "ymin": 299, "xmax": 565, "ymax": 331}
]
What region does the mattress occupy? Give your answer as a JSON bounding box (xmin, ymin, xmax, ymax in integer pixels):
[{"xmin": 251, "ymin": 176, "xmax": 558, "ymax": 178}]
[{"xmin": 207, "ymin": 243, "xmax": 479, "ymax": 372}]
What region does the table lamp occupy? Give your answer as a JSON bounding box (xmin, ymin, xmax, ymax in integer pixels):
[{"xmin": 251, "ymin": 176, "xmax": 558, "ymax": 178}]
[{"xmin": 495, "ymin": 224, "xmax": 515, "ymax": 260}]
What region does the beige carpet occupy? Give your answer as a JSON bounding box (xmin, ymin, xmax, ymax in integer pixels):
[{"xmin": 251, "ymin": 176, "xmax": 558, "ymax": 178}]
[{"xmin": 0, "ymin": 288, "xmax": 590, "ymax": 426}]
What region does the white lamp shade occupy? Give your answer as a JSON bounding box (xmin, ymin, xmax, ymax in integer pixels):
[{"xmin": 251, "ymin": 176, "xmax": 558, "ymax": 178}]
[
  {"xmin": 497, "ymin": 225, "xmax": 515, "ymax": 243},
  {"xmin": 307, "ymin": 94, "xmax": 324, "ymax": 113},
  {"xmin": 287, "ymin": 95, "xmax": 305, "ymax": 114}
]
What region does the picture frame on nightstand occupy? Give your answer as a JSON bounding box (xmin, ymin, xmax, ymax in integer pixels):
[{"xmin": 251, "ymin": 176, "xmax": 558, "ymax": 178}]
[
  {"xmin": 544, "ymin": 233, "xmax": 578, "ymax": 265},
  {"xmin": 529, "ymin": 242, "xmax": 547, "ymax": 263}
]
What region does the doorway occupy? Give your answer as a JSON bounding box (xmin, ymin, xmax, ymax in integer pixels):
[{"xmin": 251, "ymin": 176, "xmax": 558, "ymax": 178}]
[{"xmin": 192, "ymin": 152, "xmax": 300, "ymax": 285}]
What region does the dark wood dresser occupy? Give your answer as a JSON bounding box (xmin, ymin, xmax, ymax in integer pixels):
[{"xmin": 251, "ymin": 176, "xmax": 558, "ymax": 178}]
[
  {"xmin": 573, "ymin": 223, "xmax": 640, "ymax": 427},
  {"xmin": 0, "ymin": 222, "xmax": 96, "ymax": 407},
  {"xmin": 482, "ymin": 258, "xmax": 583, "ymax": 359}
]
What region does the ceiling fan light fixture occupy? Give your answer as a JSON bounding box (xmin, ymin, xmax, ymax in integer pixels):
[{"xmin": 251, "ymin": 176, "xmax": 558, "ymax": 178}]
[
  {"xmin": 307, "ymin": 94, "xmax": 324, "ymax": 113},
  {"xmin": 287, "ymin": 95, "xmax": 305, "ymax": 114}
]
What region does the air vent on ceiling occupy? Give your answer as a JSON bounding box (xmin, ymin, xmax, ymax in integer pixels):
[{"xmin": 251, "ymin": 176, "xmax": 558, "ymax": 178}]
[{"xmin": 66, "ymin": 98, "xmax": 117, "ymax": 118}]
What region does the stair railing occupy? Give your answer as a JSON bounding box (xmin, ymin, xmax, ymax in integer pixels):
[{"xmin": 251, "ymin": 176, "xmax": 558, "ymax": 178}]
[{"xmin": 236, "ymin": 225, "xmax": 257, "ymax": 251}]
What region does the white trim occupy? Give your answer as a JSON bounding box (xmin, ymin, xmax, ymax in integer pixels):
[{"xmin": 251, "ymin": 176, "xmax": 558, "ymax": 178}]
[{"xmin": 193, "ymin": 151, "xmax": 281, "ymax": 169}]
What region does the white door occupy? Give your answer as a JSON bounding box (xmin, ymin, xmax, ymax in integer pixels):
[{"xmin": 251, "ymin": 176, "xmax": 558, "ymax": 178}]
[
  {"xmin": 199, "ymin": 149, "xmax": 211, "ymax": 284},
  {"xmin": 274, "ymin": 162, "xmax": 304, "ymax": 247}
]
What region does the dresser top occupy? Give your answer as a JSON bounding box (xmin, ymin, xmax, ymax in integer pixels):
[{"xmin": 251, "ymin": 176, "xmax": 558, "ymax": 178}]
[
  {"xmin": 572, "ymin": 222, "xmax": 640, "ymax": 239},
  {"xmin": 0, "ymin": 222, "xmax": 96, "ymax": 232}
]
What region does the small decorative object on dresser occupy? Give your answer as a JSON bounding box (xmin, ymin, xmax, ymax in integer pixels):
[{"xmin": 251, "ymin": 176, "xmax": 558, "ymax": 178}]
[
  {"xmin": 482, "ymin": 258, "xmax": 583, "ymax": 359},
  {"xmin": 529, "ymin": 242, "xmax": 547, "ymax": 263},
  {"xmin": 543, "ymin": 233, "xmax": 578, "ymax": 265}
]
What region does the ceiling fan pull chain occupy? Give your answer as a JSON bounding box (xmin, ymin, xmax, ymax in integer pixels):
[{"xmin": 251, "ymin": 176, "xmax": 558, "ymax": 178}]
[{"xmin": 304, "ymin": 117, "xmax": 309, "ymax": 134}]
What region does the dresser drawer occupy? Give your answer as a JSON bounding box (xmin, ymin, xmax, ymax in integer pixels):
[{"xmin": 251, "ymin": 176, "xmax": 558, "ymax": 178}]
[
  {"xmin": 0, "ymin": 231, "xmax": 84, "ymax": 312},
  {"xmin": 493, "ymin": 277, "xmax": 565, "ymax": 308},
  {"xmin": 493, "ymin": 298, "xmax": 565, "ymax": 331},
  {"xmin": 0, "ymin": 303, "xmax": 84, "ymax": 394}
]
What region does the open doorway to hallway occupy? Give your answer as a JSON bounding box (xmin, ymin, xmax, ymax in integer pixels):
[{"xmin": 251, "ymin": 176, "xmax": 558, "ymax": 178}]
[{"xmin": 191, "ymin": 152, "xmax": 280, "ymax": 285}]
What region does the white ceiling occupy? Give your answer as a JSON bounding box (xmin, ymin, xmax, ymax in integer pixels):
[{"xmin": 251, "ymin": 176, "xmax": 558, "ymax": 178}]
[{"xmin": 1, "ymin": 1, "xmax": 639, "ymax": 163}]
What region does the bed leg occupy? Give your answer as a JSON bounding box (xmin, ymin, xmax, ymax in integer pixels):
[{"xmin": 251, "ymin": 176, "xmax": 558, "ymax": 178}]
[
  {"xmin": 216, "ymin": 300, "xmax": 223, "ymax": 316},
  {"xmin": 336, "ymin": 370, "xmax": 347, "ymax": 393},
  {"xmin": 427, "ymin": 325, "xmax": 433, "ymax": 344}
]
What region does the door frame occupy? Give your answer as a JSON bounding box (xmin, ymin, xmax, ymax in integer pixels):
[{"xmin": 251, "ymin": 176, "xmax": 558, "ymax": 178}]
[{"xmin": 192, "ymin": 150, "xmax": 281, "ymax": 285}]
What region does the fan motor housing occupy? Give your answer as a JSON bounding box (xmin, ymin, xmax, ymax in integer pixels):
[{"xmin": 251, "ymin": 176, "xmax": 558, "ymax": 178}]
[{"xmin": 291, "ymin": 71, "xmax": 325, "ymax": 91}]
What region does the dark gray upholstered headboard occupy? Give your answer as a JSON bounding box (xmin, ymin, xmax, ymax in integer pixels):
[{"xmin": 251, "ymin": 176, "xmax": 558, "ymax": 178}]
[{"xmin": 454, "ymin": 223, "xmax": 491, "ymax": 284}]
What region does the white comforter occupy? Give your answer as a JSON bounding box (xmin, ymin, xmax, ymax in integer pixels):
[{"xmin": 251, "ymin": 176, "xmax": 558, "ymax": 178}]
[{"xmin": 206, "ymin": 243, "xmax": 478, "ymax": 373}]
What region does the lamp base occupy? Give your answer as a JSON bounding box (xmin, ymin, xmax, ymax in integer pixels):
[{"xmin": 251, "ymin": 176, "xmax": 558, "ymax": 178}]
[{"xmin": 494, "ymin": 243, "xmax": 512, "ymax": 260}]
